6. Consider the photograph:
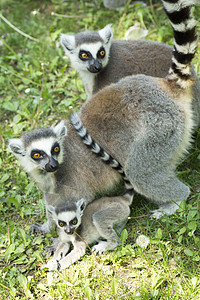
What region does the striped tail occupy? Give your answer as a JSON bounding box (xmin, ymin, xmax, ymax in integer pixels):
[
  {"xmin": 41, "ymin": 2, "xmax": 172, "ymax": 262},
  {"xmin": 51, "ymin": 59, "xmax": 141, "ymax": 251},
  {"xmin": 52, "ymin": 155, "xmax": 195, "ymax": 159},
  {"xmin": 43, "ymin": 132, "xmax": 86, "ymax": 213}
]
[
  {"xmin": 70, "ymin": 112, "xmax": 134, "ymax": 204},
  {"xmin": 162, "ymin": 0, "xmax": 198, "ymax": 88}
]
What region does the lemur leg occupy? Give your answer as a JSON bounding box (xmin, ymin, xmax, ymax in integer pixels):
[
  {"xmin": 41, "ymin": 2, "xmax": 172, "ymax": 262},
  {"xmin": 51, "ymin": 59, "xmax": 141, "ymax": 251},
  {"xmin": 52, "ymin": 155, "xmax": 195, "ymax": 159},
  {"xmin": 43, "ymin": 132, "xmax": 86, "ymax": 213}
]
[
  {"xmin": 43, "ymin": 237, "xmax": 60, "ymax": 258},
  {"xmin": 58, "ymin": 241, "xmax": 87, "ymax": 270},
  {"xmin": 126, "ymin": 165, "xmax": 189, "ymax": 219},
  {"xmin": 53, "ymin": 241, "xmax": 71, "ymax": 261},
  {"xmin": 42, "ymin": 241, "xmax": 71, "ymax": 271},
  {"xmin": 43, "ymin": 237, "xmax": 70, "ymax": 259},
  {"xmin": 92, "ymin": 200, "xmax": 130, "ymax": 254}
]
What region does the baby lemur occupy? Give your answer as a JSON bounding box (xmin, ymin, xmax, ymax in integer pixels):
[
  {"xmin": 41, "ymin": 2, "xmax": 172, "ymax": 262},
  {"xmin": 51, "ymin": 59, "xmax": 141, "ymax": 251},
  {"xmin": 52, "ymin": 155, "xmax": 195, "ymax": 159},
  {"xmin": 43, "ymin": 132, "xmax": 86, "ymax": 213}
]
[
  {"xmin": 60, "ymin": 18, "xmax": 200, "ymax": 129},
  {"xmin": 43, "ymin": 186, "xmax": 134, "ymax": 271},
  {"xmin": 9, "ymin": 0, "xmax": 198, "ymax": 233}
]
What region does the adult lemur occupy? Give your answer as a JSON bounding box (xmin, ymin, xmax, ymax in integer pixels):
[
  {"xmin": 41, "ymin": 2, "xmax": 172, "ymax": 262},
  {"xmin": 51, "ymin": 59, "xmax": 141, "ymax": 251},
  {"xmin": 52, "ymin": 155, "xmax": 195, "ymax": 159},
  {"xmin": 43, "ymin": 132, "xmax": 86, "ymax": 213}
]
[
  {"xmin": 60, "ymin": 14, "xmax": 200, "ymax": 129},
  {"xmin": 10, "ymin": 0, "xmax": 198, "ymax": 233}
]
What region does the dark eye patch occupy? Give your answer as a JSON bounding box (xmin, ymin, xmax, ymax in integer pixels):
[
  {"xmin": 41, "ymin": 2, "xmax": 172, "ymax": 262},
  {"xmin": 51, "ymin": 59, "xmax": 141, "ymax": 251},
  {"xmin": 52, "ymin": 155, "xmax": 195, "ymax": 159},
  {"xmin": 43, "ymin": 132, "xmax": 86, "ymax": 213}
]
[
  {"xmin": 79, "ymin": 50, "xmax": 92, "ymax": 61},
  {"xmin": 70, "ymin": 217, "xmax": 78, "ymax": 226},
  {"xmin": 31, "ymin": 149, "xmax": 46, "ymax": 160},
  {"xmin": 51, "ymin": 142, "xmax": 60, "ymax": 156},
  {"xmin": 58, "ymin": 220, "xmax": 66, "ymax": 227},
  {"xmin": 97, "ymin": 47, "xmax": 105, "ymax": 59}
]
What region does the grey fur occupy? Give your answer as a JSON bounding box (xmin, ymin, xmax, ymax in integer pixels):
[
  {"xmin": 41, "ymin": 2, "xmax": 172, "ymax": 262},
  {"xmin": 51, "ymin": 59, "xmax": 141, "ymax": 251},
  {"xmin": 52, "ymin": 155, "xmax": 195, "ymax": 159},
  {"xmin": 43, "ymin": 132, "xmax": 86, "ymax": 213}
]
[
  {"xmin": 42, "ymin": 195, "xmax": 131, "ymax": 271},
  {"xmin": 75, "ymin": 31, "xmax": 103, "ymax": 46}
]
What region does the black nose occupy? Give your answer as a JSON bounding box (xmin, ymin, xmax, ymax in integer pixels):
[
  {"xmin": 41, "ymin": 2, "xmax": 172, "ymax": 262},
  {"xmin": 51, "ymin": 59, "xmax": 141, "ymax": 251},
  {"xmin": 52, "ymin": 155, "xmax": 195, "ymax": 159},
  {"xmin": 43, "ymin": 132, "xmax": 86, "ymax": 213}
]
[
  {"xmin": 45, "ymin": 157, "xmax": 59, "ymax": 172},
  {"xmin": 64, "ymin": 228, "xmax": 73, "ymax": 235},
  {"xmin": 88, "ymin": 60, "xmax": 102, "ymax": 73}
]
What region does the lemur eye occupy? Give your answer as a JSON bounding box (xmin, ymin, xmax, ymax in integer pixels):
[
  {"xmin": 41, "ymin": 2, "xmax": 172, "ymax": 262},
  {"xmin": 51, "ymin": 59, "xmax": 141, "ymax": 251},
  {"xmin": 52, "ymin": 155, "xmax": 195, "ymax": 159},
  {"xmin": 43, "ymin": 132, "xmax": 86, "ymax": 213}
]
[
  {"xmin": 58, "ymin": 221, "xmax": 64, "ymax": 227},
  {"xmin": 33, "ymin": 153, "xmax": 40, "ymax": 159},
  {"xmin": 72, "ymin": 219, "xmax": 77, "ymax": 225},
  {"xmin": 54, "ymin": 146, "xmax": 60, "ymax": 153},
  {"xmin": 100, "ymin": 50, "xmax": 105, "ymax": 56},
  {"xmin": 81, "ymin": 53, "xmax": 87, "ymax": 59}
]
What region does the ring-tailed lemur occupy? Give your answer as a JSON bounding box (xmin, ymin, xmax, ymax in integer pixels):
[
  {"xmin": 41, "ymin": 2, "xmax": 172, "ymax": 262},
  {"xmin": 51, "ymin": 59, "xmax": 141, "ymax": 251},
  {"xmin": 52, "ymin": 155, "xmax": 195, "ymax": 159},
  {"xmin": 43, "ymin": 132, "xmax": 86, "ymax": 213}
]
[
  {"xmin": 9, "ymin": 119, "xmax": 133, "ymax": 234},
  {"xmin": 42, "ymin": 188, "xmax": 133, "ymax": 271},
  {"xmin": 9, "ymin": 0, "xmax": 198, "ymax": 231},
  {"xmin": 60, "ymin": 16, "xmax": 200, "ymax": 129},
  {"xmin": 9, "ymin": 121, "xmax": 68, "ymax": 234}
]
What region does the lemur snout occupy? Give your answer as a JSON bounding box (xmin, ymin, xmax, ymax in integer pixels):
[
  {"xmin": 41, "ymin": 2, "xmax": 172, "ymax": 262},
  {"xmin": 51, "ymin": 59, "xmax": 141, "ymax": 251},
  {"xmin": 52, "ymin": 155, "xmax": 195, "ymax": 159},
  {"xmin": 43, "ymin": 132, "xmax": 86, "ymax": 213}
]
[
  {"xmin": 88, "ymin": 60, "xmax": 102, "ymax": 73},
  {"xmin": 45, "ymin": 157, "xmax": 59, "ymax": 172}
]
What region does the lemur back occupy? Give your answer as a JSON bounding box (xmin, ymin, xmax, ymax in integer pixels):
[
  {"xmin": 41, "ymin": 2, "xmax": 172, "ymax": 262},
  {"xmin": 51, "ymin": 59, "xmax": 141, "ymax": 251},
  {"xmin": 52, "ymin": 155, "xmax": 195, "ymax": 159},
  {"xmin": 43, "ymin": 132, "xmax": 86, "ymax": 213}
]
[{"xmin": 60, "ymin": 16, "xmax": 200, "ymax": 129}]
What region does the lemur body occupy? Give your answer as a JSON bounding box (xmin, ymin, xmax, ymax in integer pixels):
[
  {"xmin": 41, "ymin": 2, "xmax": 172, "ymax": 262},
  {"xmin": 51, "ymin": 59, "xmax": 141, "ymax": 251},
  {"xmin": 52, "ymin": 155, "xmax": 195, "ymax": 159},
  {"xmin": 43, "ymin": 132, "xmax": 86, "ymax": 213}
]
[
  {"xmin": 10, "ymin": 0, "xmax": 198, "ymax": 231},
  {"xmin": 60, "ymin": 20, "xmax": 200, "ymax": 129},
  {"xmin": 43, "ymin": 188, "xmax": 133, "ymax": 271}
]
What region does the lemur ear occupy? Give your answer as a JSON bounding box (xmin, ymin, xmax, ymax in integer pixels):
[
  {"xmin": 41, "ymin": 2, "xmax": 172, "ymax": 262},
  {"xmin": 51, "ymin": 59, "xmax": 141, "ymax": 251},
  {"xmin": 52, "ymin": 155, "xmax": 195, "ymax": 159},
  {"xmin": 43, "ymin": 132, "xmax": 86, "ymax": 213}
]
[
  {"xmin": 9, "ymin": 139, "xmax": 25, "ymax": 157},
  {"xmin": 47, "ymin": 205, "xmax": 56, "ymax": 215},
  {"xmin": 60, "ymin": 34, "xmax": 76, "ymax": 54},
  {"xmin": 77, "ymin": 198, "xmax": 86, "ymax": 213},
  {"xmin": 53, "ymin": 120, "xmax": 67, "ymax": 140},
  {"xmin": 98, "ymin": 24, "xmax": 113, "ymax": 44}
]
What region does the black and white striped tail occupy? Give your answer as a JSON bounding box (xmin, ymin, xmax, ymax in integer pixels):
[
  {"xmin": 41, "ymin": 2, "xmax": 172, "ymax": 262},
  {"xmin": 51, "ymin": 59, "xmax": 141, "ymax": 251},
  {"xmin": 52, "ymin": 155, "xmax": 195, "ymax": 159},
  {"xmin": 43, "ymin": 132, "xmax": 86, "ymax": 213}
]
[
  {"xmin": 70, "ymin": 113, "xmax": 134, "ymax": 204},
  {"xmin": 162, "ymin": 0, "xmax": 198, "ymax": 88}
]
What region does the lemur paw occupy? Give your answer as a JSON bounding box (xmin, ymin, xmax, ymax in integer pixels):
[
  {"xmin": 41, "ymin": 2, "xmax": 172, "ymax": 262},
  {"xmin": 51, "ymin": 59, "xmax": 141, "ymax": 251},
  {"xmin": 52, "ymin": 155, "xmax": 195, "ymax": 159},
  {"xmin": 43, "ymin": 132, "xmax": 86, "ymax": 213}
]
[
  {"xmin": 59, "ymin": 260, "xmax": 71, "ymax": 270},
  {"xmin": 43, "ymin": 245, "xmax": 56, "ymax": 258},
  {"xmin": 29, "ymin": 222, "xmax": 52, "ymax": 235},
  {"xmin": 41, "ymin": 259, "xmax": 59, "ymax": 271},
  {"xmin": 42, "ymin": 238, "xmax": 60, "ymax": 258},
  {"xmin": 29, "ymin": 222, "xmax": 44, "ymax": 235},
  {"xmin": 92, "ymin": 241, "xmax": 109, "ymax": 255},
  {"xmin": 149, "ymin": 210, "xmax": 164, "ymax": 220},
  {"xmin": 150, "ymin": 201, "xmax": 182, "ymax": 219}
]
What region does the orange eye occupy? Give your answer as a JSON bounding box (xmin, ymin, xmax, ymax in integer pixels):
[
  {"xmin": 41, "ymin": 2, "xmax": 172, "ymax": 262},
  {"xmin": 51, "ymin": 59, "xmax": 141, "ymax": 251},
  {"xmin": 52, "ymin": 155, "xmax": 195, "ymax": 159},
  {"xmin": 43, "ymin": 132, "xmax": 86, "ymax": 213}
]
[
  {"xmin": 72, "ymin": 219, "xmax": 77, "ymax": 225},
  {"xmin": 81, "ymin": 53, "xmax": 87, "ymax": 59},
  {"xmin": 54, "ymin": 146, "xmax": 60, "ymax": 153},
  {"xmin": 100, "ymin": 50, "xmax": 105, "ymax": 56},
  {"xmin": 33, "ymin": 153, "xmax": 40, "ymax": 159}
]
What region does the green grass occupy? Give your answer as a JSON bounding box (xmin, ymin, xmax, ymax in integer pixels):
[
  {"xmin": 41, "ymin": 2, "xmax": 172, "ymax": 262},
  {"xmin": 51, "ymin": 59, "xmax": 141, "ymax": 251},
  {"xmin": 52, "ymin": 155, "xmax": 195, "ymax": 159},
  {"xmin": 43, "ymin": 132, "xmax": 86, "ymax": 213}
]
[{"xmin": 0, "ymin": 0, "xmax": 200, "ymax": 299}]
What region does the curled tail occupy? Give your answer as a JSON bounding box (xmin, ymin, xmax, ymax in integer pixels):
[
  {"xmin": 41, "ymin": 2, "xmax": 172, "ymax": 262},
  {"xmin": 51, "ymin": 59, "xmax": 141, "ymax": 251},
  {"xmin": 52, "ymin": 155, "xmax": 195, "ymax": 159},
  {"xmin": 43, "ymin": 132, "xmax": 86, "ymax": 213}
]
[
  {"xmin": 70, "ymin": 113, "xmax": 134, "ymax": 204},
  {"xmin": 162, "ymin": 0, "xmax": 198, "ymax": 88}
]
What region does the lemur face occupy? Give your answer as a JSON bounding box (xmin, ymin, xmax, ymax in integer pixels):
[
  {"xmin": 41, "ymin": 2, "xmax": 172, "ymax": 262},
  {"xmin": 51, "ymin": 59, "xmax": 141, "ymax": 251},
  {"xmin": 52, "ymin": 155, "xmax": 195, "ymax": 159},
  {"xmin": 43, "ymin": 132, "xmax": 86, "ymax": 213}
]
[
  {"xmin": 25, "ymin": 137, "xmax": 61, "ymax": 173},
  {"xmin": 57, "ymin": 211, "xmax": 79, "ymax": 235},
  {"xmin": 60, "ymin": 24, "xmax": 113, "ymax": 74},
  {"xmin": 78, "ymin": 43, "xmax": 106, "ymax": 73},
  {"xmin": 9, "ymin": 121, "xmax": 67, "ymax": 174},
  {"xmin": 48, "ymin": 199, "xmax": 86, "ymax": 235}
]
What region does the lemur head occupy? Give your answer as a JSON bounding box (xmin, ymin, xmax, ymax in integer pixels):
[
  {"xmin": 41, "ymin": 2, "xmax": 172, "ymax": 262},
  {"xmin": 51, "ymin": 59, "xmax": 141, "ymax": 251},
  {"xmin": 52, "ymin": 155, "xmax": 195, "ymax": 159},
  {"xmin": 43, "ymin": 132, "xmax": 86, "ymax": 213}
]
[
  {"xmin": 48, "ymin": 199, "xmax": 86, "ymax": 235},
  {"xmin": 9, "ymin": 121, "xmax": 67, "ymax": 175},
  {"xmin": 60, "ymin": 24, "xmax": 113, "ymax": 74}
]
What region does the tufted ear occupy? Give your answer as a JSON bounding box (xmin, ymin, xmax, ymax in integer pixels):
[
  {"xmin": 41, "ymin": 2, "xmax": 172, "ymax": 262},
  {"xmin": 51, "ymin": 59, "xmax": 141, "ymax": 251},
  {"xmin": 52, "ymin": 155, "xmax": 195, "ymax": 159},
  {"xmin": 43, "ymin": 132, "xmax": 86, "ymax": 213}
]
[
  {"xmin": 60, "ymin": 34, "xmax": 76, "ymax": 54},
  {"xmin": 9, "ymin": 138, "xmax": 25, "ymax": 157},
  {"xmin": 47, "ymin": 205, "xmax": 56, "ymax": 215},
  {"xmin": 53, "ymin": 120, "xmax": 67, "ymax": 140},
  {"xmin": 98, "ymin": 24, "xmax": 113, "ymax": 44},
  {"xmin": 77, "ymin": 198, "xmax": 86, "ymax": 214}
]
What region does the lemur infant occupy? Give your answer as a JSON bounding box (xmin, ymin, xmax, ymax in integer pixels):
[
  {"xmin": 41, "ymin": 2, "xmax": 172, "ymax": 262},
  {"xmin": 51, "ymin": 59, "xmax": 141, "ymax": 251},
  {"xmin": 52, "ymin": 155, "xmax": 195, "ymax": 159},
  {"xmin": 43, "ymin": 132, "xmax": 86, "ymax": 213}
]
[
  {"xmin": 42, "ymin": 187, "xmax": 133, "ymax": 271},
  {"xmin": 60, "ymin": 23, "xmax": 200, "ymax": 129},
  {"xmin": 9, "ymin": 0, "xmax": 198, "ymax": 232}
]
